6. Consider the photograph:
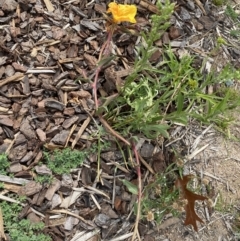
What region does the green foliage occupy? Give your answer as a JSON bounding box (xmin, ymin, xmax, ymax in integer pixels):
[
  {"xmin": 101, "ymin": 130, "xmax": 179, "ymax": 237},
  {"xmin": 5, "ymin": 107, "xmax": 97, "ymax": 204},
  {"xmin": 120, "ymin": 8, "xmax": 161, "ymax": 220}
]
[
  {"xmin": 101, "ymin": 0, "xmax": 240, "ymax": 139},
  {"xmin": 225, "ymin": 5, "xmax": 239, "ymax": 21},
  {"xmin": 0, "ymin": 153, "xmax": 9, "ymax": 175},
  {"xmin": 216, "ymin": 64, "xmax": 240, "ymax": 83},
  {"xmin": 212, "ymin": 0, "xmax": 226, "ymax": 6},
  {"xmin": 141, "ymin": 168, "xmax": 180, "ymax": 223},
  {"xmin": 34, "ymin": 174, "xmax": 54, "ymax": 184},
  {"xmin": 1, "ymin": 198, "xmax": 51, "ymax": 241},
  {"xmin": 43, "ymin": 148, "xmax": 86, "ymax": 175},
  {"xmin": 230, "ymin": 29, "xmax": 240, "ymax": 38},
  {"xmin": 106, "ymin": 48, "xmax": 240, "ymax": 137},
  {"xmin": 214, "ymin": 192, "xmax": 233, "ymax": 213},
  {"xmin": 121, "ymin": 179, "xmax": 138, "ymax": 195}
]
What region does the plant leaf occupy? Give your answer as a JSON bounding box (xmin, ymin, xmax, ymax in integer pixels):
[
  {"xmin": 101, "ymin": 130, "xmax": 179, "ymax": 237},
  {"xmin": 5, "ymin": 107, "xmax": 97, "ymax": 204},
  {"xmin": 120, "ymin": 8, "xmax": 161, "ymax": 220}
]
[
  {"xmin": 121, "ymin": 179, "xmax": 138, "ymax": 195},
  {"xmin": 175, "ymin": 175, "xmax": 207, "ymax": 231}
]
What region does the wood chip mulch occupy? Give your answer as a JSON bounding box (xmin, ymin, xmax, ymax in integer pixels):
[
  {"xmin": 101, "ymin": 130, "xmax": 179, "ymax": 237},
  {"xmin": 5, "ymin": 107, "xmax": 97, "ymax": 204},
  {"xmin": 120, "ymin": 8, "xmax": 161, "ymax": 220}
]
[{"xmin": 0, "ymin": 0, "xmax": 240, "ymax": 240}]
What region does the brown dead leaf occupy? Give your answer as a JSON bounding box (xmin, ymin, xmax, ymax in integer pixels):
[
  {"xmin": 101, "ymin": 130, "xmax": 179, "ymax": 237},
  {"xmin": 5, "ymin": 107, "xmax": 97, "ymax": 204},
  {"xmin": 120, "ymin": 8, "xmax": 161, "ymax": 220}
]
[{"xmin": 175, "ymin": 175, "xmax": 207, "ymax": 231}]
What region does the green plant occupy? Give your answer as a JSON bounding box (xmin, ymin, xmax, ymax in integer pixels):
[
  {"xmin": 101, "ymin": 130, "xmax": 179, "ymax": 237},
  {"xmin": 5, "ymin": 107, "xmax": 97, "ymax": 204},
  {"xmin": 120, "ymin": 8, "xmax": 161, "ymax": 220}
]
[
  {"xmin": 1, "ymin": 197, "xmax": 51, "ymax": 241},
  {"xmin": 43, "ymin": 148, "xmax": 86, "ymax": 175},
  {"xmin": 100, "ymin": 0, "xmax": 240, "ymax": 140},
  {"xmin": 212, "ymin": 0, "xmax": 226, "ymax": 6},
  {"xmin": 141, "ymin": 167, "xmax": 180, "ymax": 223},
  {"xmin": 34, "ymin": 174, "xmax": 54, "ymax": 185},
  {"xmin": 0, "ymin": 153, "xmax": 10, "ymax": 175},
  {"xmin": 230, "ymin": 29, "xmax": 240, "ymax": 38},
  {"xmin": 105, "ymin": 48, "xmax": 240, "ymax": 138},
  {"xmin": 214, "ymin": 192, "xmax": 234, "ymax": 213},
  {"xmin": 88, "ymin": 0, "xmax": 240, "ymax": 233},
  {"xmin": 225, "ymin": 5, "xmax": 239, "ymax": 21}
]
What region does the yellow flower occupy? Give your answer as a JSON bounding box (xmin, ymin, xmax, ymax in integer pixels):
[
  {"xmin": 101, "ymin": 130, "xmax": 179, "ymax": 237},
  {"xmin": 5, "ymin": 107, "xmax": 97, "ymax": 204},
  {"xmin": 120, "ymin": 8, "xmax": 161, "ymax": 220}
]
[{"xmin": 107, "ymin": 2, "xmax": 137, "ymax": 24}]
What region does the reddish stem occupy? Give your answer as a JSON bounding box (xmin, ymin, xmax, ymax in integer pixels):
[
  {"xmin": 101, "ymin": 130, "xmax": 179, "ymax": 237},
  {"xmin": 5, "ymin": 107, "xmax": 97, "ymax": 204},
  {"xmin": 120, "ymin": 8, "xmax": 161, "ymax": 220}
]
[
  {"xmin": 131, "ymin": 142, "xmax": 142, "ymax": 241},
  {"xmin": 93, "ymin": 28, "xmax": 114, "ymax": 110},
  {"xmin": 94, "ymin": 23, "xmax": 142, "ymax": 241},
  {"xmin": 92, "ymin": 67, "xmax": 101, "ymax": 110}
]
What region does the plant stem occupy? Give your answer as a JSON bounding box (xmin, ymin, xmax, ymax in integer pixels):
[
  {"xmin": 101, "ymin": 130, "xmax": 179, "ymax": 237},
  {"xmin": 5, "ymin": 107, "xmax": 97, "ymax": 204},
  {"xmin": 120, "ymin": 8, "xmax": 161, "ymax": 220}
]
[
  {"xmin": 94, "ymin": 23, "xmax": 142, "ymax": 241},
  {"xmin": 99, "ymin": 116, "xmax": 131, "ymax": 146},
  {"xmin": 93, "ymin": 66, "xmax": 101, "ymax": 110},
  {"xmin": 93, "ymin": 27, "xmax": 114, "ymax": 110},
  {"xmin": 131, "ymin": 142, "xmax": 142, "ymax": 241}
]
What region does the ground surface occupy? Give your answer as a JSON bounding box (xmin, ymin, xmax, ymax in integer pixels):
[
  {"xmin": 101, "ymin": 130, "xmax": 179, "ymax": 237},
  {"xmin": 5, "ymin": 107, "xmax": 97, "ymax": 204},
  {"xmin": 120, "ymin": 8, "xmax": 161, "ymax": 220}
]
[
  {"xmin": 151, "ymin": 121, "xmax": 240, "ymax": 241},
  {"xmin": 0, "ymin": 0, "xmax": 240, "ymax": 240}
]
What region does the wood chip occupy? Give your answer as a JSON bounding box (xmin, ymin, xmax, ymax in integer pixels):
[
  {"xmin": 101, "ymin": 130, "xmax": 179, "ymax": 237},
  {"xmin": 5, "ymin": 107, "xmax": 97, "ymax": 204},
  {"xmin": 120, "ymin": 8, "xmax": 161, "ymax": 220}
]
[{"xmin": 43, "ymin": 0, "xmax": 54, "ymax": 12}]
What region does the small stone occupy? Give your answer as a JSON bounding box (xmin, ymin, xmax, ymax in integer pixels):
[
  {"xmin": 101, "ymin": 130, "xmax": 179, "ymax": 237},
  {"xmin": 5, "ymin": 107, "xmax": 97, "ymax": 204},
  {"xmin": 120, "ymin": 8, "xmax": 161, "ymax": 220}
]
[
  {"xmin": 186, "ymin": 0, "xmax": 195, "ymax": 10},
  {"xmin": 140, "ymin": 142, "xmax": 154, "ymax": 158},
  {"xmin": 5, "ymin": 65, "xmax": 15, "ymax": 77},
  {"xmin": 95, "ymin": 214, "xmax": 111, "ymax": 229}
]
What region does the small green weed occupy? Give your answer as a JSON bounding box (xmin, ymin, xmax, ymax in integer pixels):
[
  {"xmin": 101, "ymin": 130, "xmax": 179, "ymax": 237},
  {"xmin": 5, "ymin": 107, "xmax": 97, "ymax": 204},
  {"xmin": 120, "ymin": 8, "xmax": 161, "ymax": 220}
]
[
  {"xmin": 0, "ymin": 153, "xmax": 9, "ymax": 175},
  {"xmin": 232, "ymin": 213, "xmax": 240, "ymax": 239},
  {"xmin": 215, "ymin": 192, "xmax": 234, "ymax": 213},
  {"xmin": 230, "ymin": 29, "xmax": 240, "ymax": 38},
  {"xmin": 141, "ymin": 168, "xmax": 180, "ymax": 223},
  {"xmin": 225, "ymin": 5, "xmax": 239, "ymax": 21},
  {"xmin": 43, "ymin": 148, "xmax": 86, "ymax": 175},
  {"xmin": 34, "ymin": 174, "xmax": 54, "ymax": 185},
  {"xmin": 212, "ymin": 0, "xmax": 226, "ymax": 6},
  {"xmin": 1, "ymin": 197, "xmax": 51, "ymax": 241}
]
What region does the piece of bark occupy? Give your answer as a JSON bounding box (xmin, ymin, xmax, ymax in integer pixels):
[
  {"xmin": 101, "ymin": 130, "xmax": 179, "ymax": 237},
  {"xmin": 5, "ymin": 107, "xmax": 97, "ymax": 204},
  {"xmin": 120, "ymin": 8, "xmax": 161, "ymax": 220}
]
[
  {"xmin": 45, "ymin": 178, "xmax": 61, "ymax": 201},
  {"xmin": 18, "ymin": 181, "xmax": 42, "ymax": 196},
  {"xmin": 43, "ymin": 0, "xmax": 54, "ymax": 12}
]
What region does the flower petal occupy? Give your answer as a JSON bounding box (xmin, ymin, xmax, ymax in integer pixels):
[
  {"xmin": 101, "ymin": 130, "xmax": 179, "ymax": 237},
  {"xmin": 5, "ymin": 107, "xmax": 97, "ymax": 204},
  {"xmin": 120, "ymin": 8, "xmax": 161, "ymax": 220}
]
[{"xmin": 107, "ymin": 2, "xmax": 137, "ymax": 24}]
